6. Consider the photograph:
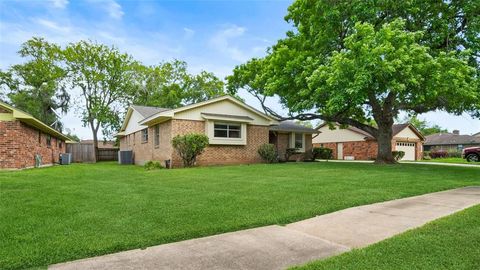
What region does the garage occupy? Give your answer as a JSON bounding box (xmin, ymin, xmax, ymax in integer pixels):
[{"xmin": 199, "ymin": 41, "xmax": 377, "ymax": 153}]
[{"xmin": 396, "ymin": 142, "xmax": 416, "ymax": 161}]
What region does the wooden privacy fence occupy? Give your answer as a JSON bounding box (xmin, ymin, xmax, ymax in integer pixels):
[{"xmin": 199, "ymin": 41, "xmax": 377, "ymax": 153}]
[
  {"xmin": 66, "ymin": 143, "xmax": 119, "ymax": 163},
  {"xmin": 98, "ymin": 148, "xmax": 119, "ymax": 161}
]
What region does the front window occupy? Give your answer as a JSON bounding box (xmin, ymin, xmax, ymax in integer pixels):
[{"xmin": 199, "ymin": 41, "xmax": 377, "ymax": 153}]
[
  {"xmin": 154, "ymin": 125, "xmax": 160, "ymax": 146},
  {"xmin": 214, "ymin": 123, "xmax": 241, "ymax": 138},
  {"xmin": 141, "ymin": 129, "xmax": 148, "ymax": 143},
  {"xmin": 294, "ymin": 133, "xmax": 303, "ymax": 148}
]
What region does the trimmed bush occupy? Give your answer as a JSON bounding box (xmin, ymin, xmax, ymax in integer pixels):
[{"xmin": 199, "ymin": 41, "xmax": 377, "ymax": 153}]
[
  {"xmin": 313, "ymin": 147, "xmax": 333, "ymax": 160},
  {"xmin": 172, "ymin": 133, "xmax": 209, "ymax": 167},
  {"xmin": 144, "ymin": 161, "xmax": 163, "ymax": 170},
  {"xmin": 285, "ymin": 148, "xmax": 300, "ymax": 161},
  {"xmin": 429, "ymin": 150, "xmax": 449, "ymax": 159},
  {"xmin": 258, "ymin": 144, "xmax": 277, "ymax": 163},
  {"xmin": 392, "ymin": 151, "xmax": 405, "ymax": 161}
]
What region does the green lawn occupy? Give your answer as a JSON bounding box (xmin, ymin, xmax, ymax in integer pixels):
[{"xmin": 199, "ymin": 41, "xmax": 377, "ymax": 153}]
[
  {"xmin": 293, "ymin": 204, "xmax": 480, "ymax": 270},
  {"xmin": 420, "ymin": 157, "xmax": 479, "ymax": 165},
  {"xmin": 1, "ymin": 162, "xmax": 479, "ymax": 269}
]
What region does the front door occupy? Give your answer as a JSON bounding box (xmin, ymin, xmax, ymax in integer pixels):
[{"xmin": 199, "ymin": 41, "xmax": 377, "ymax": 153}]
[{"xmin": 337, "ymin": 143, "xmax": 343, "ymax": 160}]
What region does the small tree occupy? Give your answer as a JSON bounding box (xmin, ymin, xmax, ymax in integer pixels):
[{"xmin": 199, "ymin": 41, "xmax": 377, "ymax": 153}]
[{"xmin": 172, "ymin": 133, "xmax": 209, "ymax": 167}]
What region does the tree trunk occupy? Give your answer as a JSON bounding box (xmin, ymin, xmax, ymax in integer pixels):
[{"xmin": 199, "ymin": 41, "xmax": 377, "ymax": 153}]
[
  {"xmin": 375, "ymin": 123, "xmax": 396, "ymax": 164},
  {"xmin": 90, "ymin": 122, "xmax": 99, "ymax": 162}
]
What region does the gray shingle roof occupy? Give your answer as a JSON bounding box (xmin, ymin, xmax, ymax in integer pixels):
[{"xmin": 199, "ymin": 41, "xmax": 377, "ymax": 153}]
[
  {"xmin": 425, "ymin": 133, "xmax": 480, "ymax": 146},
  {"xmin": 131, "ymin": 105, "xmax": 170, "ymax": 118},
  {"xmin": 270, "ymin": 121, "xmax": 318, "ymax": 133}
]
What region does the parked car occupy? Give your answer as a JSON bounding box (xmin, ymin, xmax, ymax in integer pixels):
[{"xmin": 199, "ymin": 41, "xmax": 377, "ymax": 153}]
[{"xmin": 462, "ymin": 147, "xmax": 480, "ymax": 162}]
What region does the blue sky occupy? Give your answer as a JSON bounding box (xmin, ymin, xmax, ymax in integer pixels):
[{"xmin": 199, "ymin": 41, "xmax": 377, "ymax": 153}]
[{"xmin": 1, "ymin": 0, "xmax": 479, "ymax": 139}]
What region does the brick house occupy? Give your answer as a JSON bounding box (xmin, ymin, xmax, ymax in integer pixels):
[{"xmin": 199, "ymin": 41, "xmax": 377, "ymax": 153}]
[
  {"xmin": 117, "ymin": 96, "xmax": 317, "ymax": 168},
  {"xmin": 312, "ymin": 123, "xmax": 425, "ymax": 161},
  {"xmin": 424, "ymin": 130, "xmax": 480, "ymax": 152},
  {"xmin": 0, "ymin": 101, "xmax": 70, "ymax": 169}
]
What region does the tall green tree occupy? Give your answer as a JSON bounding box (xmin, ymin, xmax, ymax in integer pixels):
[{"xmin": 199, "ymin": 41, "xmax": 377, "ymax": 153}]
[
  {"xmin": 228, "ymin": 0, "xmax": 479, "ymax": 164},
  {"xmin": 2, "ymin": 38, "xmax": 68, "ymax": 129},
  {"xmin": 132, "ymin": 60, "xmax": 224, "ymax": 108},
  {"xmin": 64, "ymin": 41, "xmax": 138, "ymax": 158},
  {"xmin": 400, "ymin": 115, "xmax": 448, "ymax": 136}
]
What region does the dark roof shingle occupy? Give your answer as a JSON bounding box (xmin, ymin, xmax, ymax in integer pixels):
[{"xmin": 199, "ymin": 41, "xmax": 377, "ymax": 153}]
[
  {"xmin": 270, "ymin": 121, "xmax": 318, "ymax": 133},
  {"xmin": 131, "ymin": 105, "xmax": 170, "ymax": 118},
  {"xmin": 425, "ymin": 133, "xmax": 480, "ymax": 146}
]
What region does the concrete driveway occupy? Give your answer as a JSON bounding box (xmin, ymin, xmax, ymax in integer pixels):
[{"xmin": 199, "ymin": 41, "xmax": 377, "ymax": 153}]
[{"xmin": 50, "ymin": 187, "xmax": 480, "ymax": 270}]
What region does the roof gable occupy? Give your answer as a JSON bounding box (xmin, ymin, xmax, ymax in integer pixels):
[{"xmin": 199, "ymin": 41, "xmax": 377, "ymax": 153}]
[
  {"xmin": 0, "ymin": 101, "xmax": 71, "ymax": 141},
  {"xmin": 139, "ymin": 95, "xmax": 278, "ymax": 126},
  {"xmin": 393, "ymin": 124, "xmax": 425, "ymax": 141}
]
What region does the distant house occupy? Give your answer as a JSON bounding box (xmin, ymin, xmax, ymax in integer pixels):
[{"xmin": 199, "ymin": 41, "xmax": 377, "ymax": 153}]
[
  {"xmin": 117, "ymin": 96, "xmax": 318, "ymax": 167},
  {"xmin": 424, "ymin": 130, "xmax": 480, "ymax": 152},
  {"xmin": 0, "ymin": 101, "xmax": 70, "ymax": 169},
  {"xmin": 312, "ymin": 123, "xmax": 425, "ymax": 161}
]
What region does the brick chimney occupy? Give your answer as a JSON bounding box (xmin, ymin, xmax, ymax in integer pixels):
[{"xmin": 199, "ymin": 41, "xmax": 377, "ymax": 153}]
[{"xmin": 453, "ymin": 130, "xmax": 460, "ymax": 135}]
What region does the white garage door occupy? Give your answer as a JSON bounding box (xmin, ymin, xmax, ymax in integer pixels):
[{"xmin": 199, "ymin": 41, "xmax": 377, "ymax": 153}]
[{"xmin": 396, "ymin": 142, "xmax": 416, "ymax": 161}]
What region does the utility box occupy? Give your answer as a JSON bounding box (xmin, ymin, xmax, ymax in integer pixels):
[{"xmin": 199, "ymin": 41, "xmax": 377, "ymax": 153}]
[
  {"xmin": 119, "ymin": 150, "xmax": 133, "ymax": 165},
  {"xmin": 59, "ymin": 153, "xmax": 72, "ymax": 165}
]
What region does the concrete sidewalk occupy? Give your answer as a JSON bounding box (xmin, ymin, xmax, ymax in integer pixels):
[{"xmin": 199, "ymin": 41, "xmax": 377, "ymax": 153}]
[{"xmin": 50, "ymin": 187, "xmax": 480, "ymax": 270}]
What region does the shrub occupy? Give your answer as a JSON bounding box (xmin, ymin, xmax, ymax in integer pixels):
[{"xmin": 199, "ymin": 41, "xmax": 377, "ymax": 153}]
[
  {"xmin": 285, "ymin": 148, "xmax": 300, "ymax": 161},
  {"xmin": 303, "ymin": 150, "xmax": 315, "ymax": 161},
  {"xmin": 313, "ymin": 147, "xmax": 333, "ymax": 160},
  {"xmin": 258, "ymin": 144, "xmax": 277, "ymax": 163},
  {"xmin": 172, "ymin": 133, "xmax": 209, "ymax": 167},
  {"xmin": 144, "ymin": 161, "xmax": 163, "ymax": 170},
  {"xmin": 392, "ymin": 151, "xmax": 405, "ymax": 161},
  {"xmin": 447, "ymin": 150, "xmax": 462, "ymax": 158},
  {"xmin": 429, "ymin": 150, "xmax": 449, "ymax": 159}
]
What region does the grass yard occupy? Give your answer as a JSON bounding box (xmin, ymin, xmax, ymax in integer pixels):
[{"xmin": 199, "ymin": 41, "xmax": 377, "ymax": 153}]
[
  {"xmin": 1, "ymin": 162, "xmax": 479, "ymax": 269},
  {"xmin": 420, "ymin": 157, "xmax": 479, "ymax": 165},
  {"xmin": 293, "ymin": 204, "xmax": 480, "ymax": 270}
]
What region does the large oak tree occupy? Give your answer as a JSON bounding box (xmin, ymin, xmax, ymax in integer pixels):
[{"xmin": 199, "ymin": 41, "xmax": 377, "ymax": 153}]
[{"xmin": 228, "ymin": 0, "xmax": 479, "ymax": 164}]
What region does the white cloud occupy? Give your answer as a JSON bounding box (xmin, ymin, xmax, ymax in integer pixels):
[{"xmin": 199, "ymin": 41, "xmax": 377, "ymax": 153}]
[
  {"xmin": 33, "ymin": 18, "xmax": 71, "ymax": 33},
  {"xmin": 105, "ymin": 0, "xmax": 124, "ymax": 19},
  {"xmin": 209, "ymin": 24, "xmax": 248, "ymax": 62},
  {"xmin": 183, "ymin": 27, "xmax": 195, "ymax": 39},
  {"xmin": 50, "ymin": 0, "xmax": 69, "ymax": 9}
]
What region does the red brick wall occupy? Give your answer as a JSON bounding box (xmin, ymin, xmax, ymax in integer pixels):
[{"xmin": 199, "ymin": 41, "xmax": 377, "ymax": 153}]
[
  {"xmin": 313, "ymin": 142, "xmax": 337, "ymax": 159},
  {"xmin": 315, "ymin": 140, "xmax": 423, "ymax": 160},
  {"xmin": 171, "ymin": 119, "xmax": 269, "ymax": 167},
  {"xmin": 314, "ymin": 141, "xmax": 377, "ymax": 160},
  {"xmin": 0, "ymin": 120, "xmax": 65, "ymax": 169}
]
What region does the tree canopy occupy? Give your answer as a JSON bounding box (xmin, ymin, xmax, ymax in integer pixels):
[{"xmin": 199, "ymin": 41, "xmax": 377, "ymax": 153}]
[
  {"xmin": 1, "ymin": 37, "xmax": 69, "ymax": 130},
  {"xmin": 228, "ymin": 0, "xmax": 479, "ymax": 164},
  {"xmin": 131, "ymin": 60, "xmax": 224, "ymax": 109},
  {"xmin": 63, "ymin": 40, "xmax": 138, "ymax": 154},
  {"xmin": 400, "ymin": 115, "xmax": 448, "ymax": 136}
]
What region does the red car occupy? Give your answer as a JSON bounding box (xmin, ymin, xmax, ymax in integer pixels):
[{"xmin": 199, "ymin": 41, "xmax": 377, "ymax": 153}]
[{"xmin": 463, "ymin": 147, "xmax": 480, "ymax": 162}]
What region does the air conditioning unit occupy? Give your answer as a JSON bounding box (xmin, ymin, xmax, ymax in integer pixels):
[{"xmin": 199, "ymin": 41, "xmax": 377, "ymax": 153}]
[
  {"xmin": 59, "ymin": 153, "xmax": 72, "ymax": 165},
  {"xmin": 119, "ymin": 150, "xmax": 133, "ymax": 165}
]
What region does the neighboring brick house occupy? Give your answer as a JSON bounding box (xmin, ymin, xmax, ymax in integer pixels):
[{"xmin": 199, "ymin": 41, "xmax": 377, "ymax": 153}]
[
  {"xmin": 0, "ymin": 101, "xmax": 70, "ymax": 169},
  {"xmin": 313, "ymin": 123, "xmax": 425, "ymax": 161},
  {"xmin": 424, "ymin": 130, "xmax": 480, "ymax": 152},
  {"xmin": 117, "ymin": 96, "xmax": 317, "ymax": 168}
]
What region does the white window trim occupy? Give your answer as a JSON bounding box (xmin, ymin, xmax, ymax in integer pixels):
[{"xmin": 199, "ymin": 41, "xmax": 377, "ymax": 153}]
[
  {"xmin": 206, "ymin": 120, "xmax": 247, "ymax": 145},
  {"xmin": 290, "ymin": 132, "xmax": 305, "ymax": 152}
]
